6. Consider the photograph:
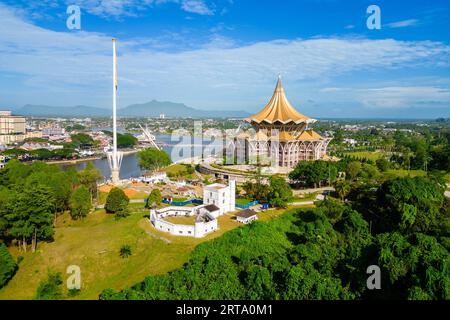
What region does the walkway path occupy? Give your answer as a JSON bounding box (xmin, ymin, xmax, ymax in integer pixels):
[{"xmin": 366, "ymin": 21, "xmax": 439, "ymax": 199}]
[{"xmin": 96, "ymin": 198, "xmax": 145, "ymax": 209}]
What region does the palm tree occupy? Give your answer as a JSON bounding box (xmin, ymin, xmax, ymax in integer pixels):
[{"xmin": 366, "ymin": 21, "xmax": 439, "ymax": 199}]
[
  {"xmin": 119, "ymin": 245, "xmax": 132, "ymax": 258},
  {"xmin": 335, "ymin": 180, "xmax": 351, "ymax": 202}
]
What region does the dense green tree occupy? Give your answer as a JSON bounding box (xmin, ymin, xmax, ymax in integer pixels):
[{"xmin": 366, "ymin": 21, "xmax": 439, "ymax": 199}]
[
  {"xmin": 0, "ymin": 243, "xmax": 18, "ymax": 289},
  {"xmin": 335, "ymin": 180, "xmax": 351, "ymax": 202},
  {"xmin": 102, "ymin": 131, "xmax": 138, "ymax": 148},
  {"xmin": 5, "ymin": 184, "xmax": 55, "ymax": 252},
  {"xmin": 117, "ymin": 133, "xmax": 138, "ymax": 148},
  {"xmin": 375, "ymin": 177, "xmax": 445, "ymax": 234},
  {"xmin": 242, "ymin": 167, "xmax": 268, "ymax": 201},
  {"xmin": 0, "ymin": 159, "xmax": 31, "ymax": 188},
  {"xmin": 289, "ymin": 161, "xmax": 332, "ymax": 188},
  {"xmin": 429, "ymin": 144, "xmax": 450, "ymax": 171},
  {"xmin": 65, "ymin": 166, "xmax": 79, "ymax": 190},
  {"xmin": 146, "ymin": 189, "xmax": 162, "ymax": 208},
  {"xmin": 359, "ymin": 163, "xmax": 380, "ymax": 181},
  {"xmin": 69, "ymin": 186, "xmax": 92, "ymax": 220},
  {"xmin": 30, "ymin": 148, "xmax": 53, "ymax": 160},
  {"xmin": 0, "ymin": 187, "xmax": 13, "ymax": 240},
  {"xmin": 70, "ymin": 133, "xmax": 94, "ymax": 147},
  {"xmin": 318, "ymin": 197, "xmax": 346, "ymax": 222},
  {"xmin": 266, "ymin": 176, "xmax": 293, "ymax": 208},
  {"xmin": 138, "ymin": 148, "xmax": 171, "ymax": 172},
  {"xmin": 375, "ymin": 158, "xmax": 391, "ymax": 172},
  {"xmin": 48, "ymin": 172, "xmax": 72, "ymax": 212},
  {"xmin": 376, "ymin": 232, "xmax": 449, "ymax": 299},
  {"xmin": 77, "ymin": 162, "xmax": 102, "ymax": 200},
  {"xmin": 105, "ymin": 187, "xmax": 129, "ymax": 217},
  {"xmin": 346, "ymin": 161, "xmax": 362, "ymax": 181}
]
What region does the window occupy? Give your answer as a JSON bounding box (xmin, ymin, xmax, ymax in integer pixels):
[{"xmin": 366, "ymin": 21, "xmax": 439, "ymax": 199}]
[{"xmin": 179, "ymin": 231, "xmax": 183, "ymax": 234}]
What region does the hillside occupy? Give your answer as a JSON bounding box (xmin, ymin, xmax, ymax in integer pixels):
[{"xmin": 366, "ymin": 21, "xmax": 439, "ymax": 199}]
[{"xmin": 14, "ymin": 101, "xmax": 250, "ymax": 118}]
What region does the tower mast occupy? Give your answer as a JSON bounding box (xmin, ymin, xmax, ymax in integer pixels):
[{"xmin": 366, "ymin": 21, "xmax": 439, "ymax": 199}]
[{"xmin": 108, "ymin": 38, "xmax": 122, "ymax": 184}]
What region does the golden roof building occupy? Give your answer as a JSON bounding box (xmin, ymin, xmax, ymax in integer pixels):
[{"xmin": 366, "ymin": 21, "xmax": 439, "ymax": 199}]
[{"xmin": 226, "ymin": 78, "xmax": 331, "ymax": 169}]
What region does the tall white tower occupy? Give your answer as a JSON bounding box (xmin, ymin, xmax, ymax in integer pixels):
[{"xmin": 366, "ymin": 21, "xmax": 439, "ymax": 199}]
[{"xmin": 107, "ymin": 38, "xmax": 123, "ymax": 184}]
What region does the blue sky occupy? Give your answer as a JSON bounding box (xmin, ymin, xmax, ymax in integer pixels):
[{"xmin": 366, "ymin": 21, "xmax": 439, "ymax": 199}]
[{"xmin": 0, "ymin": 0, "xmax": 449, "ymax": 118}]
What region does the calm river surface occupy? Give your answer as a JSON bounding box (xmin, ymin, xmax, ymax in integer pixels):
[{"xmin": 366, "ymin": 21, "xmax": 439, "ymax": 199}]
[{"xmin": 61, "ymin": 133, "xmax": 223, "ymax": 180}]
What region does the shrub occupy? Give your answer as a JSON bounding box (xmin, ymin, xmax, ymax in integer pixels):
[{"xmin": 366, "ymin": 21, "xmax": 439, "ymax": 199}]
[
  {"xmin": 146, "ymin": 189, "xmax": 162, "ymax": 208},
  {"xmin": 35, "ymin": 271, "xmax": 63, "ymax": 300},
  {"xmin": 0, "ymin": 243, "xmax": 18, "ymax": 289},
  {"xmin": 120, "ymin": 245, "xmax": 132, "ymax": 258}
]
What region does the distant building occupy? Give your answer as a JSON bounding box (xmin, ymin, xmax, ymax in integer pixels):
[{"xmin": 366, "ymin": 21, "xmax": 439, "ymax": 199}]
[
  {"xmin": 142, "ymin": 172, "xmax": 167, "ymax": 184},
  {"xmin": 236, "ymin": 209, "xmax": 258, "ymax": 224},
  {"xmin": 42, "ymin": 127, "xmax": 65, "ymax": 137},
  {"xmin": 21, "ymin": 142, "xmax": 50, "ymax": 150},
  {"xmin": 0, "ymin": 111, "xmax": 26, "ymax": 144},
  {"xmin": 159, "ymin": 113, "xmax": 165, "ymax": 119},
  {"xmin": 343, "ymin": 138, "xmax": 357, "ymax": 146}
]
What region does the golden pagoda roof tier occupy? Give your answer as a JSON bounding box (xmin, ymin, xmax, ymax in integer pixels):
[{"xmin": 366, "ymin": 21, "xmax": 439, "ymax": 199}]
[
  {"xmin": 297, "ymin": 130, "xmax": 323, "ymax": 141},
  {"xmin": 245, "ymin": 78, "xmax": 316, "ymax": 125},
  {"xmin": 277, "ymin": 131, "xmax": 294, "ymax": 142},
  {"xmin": 248, "ymin": 130, "xmax": 268, "ymax": 141}
]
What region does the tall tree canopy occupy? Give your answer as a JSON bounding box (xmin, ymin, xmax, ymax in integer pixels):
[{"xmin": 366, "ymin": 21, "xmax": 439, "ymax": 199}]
[
  {"xmin": 266, "ymin": 176, "xmax": 293, "ymax": 208},
  {"xmin": 69, "ymin": 186, "xmax": 92, "ymax": 220},
  {"xmin": 138, "ymin": 148, "xmax": 171, "ymax": 172}
]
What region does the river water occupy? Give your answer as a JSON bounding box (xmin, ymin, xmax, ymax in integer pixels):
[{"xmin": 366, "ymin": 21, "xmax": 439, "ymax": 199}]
[{"xmin": 62, "ymin": 133, "xmax": 224, "ymax": 180}]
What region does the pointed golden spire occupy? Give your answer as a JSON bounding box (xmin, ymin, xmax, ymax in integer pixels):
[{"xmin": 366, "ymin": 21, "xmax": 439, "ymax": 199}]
[{"xmin": 246, "ymin": 78, "xmax": 312, "ymax": 124}]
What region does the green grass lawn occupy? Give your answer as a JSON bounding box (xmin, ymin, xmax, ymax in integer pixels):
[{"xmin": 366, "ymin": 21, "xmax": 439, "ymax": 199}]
[
  {"xmin": 235, "ymin": 198, "xmax": 253, "ymax": 206},
  {"xmin": 291, "ymin": 193, "xmax": 318, "ymax": 202},
  {"xmin": 165, "ymin": 164, "xmax": 194, "ymax": 179},
  {"xmin": 0, "ymin": 206, "xmax": 198, "ymax": 300},
  {"xmin": 172, "ymin": 197, "xmax": 188, "ymax": 202},
  {"xmin": 164, "ymin": 215, "xmax": 197, "ymax": 225},
  {"xmin": 0, "ymin": 201, "xmax": 301, "ymax": 300},
  {"xmin": 343, "ymin": 151, "xmax": 384, "ymax": 161},
  {"xmin": 384, "ymin": 169, "xmax": 427, "ymax": 178}
]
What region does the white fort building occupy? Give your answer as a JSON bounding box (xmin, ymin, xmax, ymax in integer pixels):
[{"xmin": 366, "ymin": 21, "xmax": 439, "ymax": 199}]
[{"xmin": 150, "ymin": 181, "xmax": 236, "ymax": 238}]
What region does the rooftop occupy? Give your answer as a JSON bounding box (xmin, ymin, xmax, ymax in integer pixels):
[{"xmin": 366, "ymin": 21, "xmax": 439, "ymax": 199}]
[
  {"xmin": 236, "ymin": 209, "xmax": 257, "ymax": 219},
  {"xmin": 245, "ymin": 78, "xmax": 314, "ymax": 125},
  {"xmin": 203, "ymin": 204, "xmax": 220, "ymax": 212},
  {"xmin": 204, "ymin": 183, "xmax": 227, "ymax": 191}
]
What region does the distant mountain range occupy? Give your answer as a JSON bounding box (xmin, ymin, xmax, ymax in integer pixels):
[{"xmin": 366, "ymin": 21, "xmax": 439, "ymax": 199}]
[{"xmin": 13, "ymin": 100, "xmax": 250, "ymax": 118}]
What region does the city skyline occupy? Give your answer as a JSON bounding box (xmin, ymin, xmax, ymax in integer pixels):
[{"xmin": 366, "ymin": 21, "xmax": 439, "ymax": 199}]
[{"xmin": 0, "ymin": 0, "xmax": 450, "ymax": 118}]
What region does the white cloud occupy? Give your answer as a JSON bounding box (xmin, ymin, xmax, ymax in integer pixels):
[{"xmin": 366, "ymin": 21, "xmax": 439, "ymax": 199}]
[
  {"xmin": 0, "ymin": 3, "xmax": 449, "ymax": 110},
  {"xmin": 5, "ymin": 0, "xmax": 215, "ymax": 19},
  {"xmin": 181, "ymin": 0, "xmax": 214, "ymax": 15},
  {"xmin": 320, "ymin": 86, "xmax": 450, "ymax": 109},
  {"xmin": 361, "ymin": 86, "xmax": 450, "ymax": 108},
  {"xmin": 386, "ymin": 19, "xmax": 419, "ymax": 29},
  {"xmin": 69, "ymin": 0, "xmax": 215, "ymax": 17}
]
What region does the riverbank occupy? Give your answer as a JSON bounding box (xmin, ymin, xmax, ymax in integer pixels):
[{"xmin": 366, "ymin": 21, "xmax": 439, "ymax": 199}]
[{"xmin": 45, "ymin": 148, "xmax": 143, "ymax": 165}]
